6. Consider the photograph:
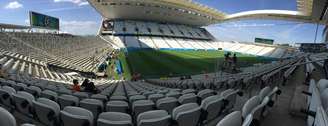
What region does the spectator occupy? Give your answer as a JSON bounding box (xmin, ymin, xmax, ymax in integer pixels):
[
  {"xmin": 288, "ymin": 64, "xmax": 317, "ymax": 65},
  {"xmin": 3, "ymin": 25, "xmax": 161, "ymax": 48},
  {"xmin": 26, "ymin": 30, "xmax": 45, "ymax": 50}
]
[
  {"xmin": 81, "ymin": 79, "xmax": 90, "ymax": 88},
  {"xmin": 324, "ymin": 58, "xmax": 328, "ymax": 79},
  {"xmin": 72, "ymin": 79, "xmax": 81, "ymax": 92},
  {"xmin": 84, "ymin": 82, "xmax": 98, "ymax": 94},
  {"xmin": 232, "ymin": 54, "xmax": 237, "ymax": 71}
]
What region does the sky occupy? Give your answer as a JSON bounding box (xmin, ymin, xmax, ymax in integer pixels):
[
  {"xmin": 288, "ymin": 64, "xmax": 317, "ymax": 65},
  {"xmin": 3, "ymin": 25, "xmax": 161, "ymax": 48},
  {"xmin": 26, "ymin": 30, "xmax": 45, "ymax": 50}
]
[{"xmin": 0, "ymin": 0, "xmax": 325, "ymax": 44}]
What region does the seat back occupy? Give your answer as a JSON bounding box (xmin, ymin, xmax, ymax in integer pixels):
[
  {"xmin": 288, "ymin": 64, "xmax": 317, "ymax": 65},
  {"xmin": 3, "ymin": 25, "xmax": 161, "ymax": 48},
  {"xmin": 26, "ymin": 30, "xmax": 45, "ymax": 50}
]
[
  {"xmin": 156, "ymin": 97, "xmax": 178, "ymax": 114},
  {"xmin": 106, "ymin": 101, "xmax": 129, "ymax": 113},
  {"xmin": 172, "ymin": 103, "xmax": 201, "ymax": 126},
  {"xmin": 80, "ymin": 99, "xmax": 104, "ymax": 118},
  {"xmin": 216, "ymin": 111, "xmax": 242, "ymax": 126},
  {"xmin": 178, "ymin": 93, "xmax": 197, "ymax": 104},
  {"xmin": 137, "ymin": 110, "xmax": 171, "ymax": 126},
  {"xmin": 41, "ymin": 90, "xmax": 58, "ymax": 101},
  {"xmin": 242, "ymin": 96, "xmax": 260, "ymax": 119},
  {"xmin": 33, "ymin": 98, "xmax": 60, "ymax": 126},
  {"xmin": 201, "ymin": 95, "xmax": 224, "ymax": 122},
  {"xmin": 132, "ymin": 100, "xmax": 155, "ymax": 119},
  {"xmin": 0, "ymin": 107, "xmax": 16, "ymax": 126},
  {"xmin": 60, "ymin": 106, "xmax": 94, "ymax": 126},
  {"xmin": 13, "ymin": 91, "xmax": 34, "ymax": 115},
  {"xmin": 97, "ymin": 112, "xmax": 132, "ymax": 126},
  {"xmin": 58, "ymin": 95, "xmax": 79, "ymax": 109}
]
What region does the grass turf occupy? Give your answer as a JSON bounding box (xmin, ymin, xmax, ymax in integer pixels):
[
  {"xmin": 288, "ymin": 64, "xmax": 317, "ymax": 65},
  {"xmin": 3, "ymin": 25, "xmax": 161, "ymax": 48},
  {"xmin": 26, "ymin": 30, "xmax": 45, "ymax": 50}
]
[{"xmin": 118, "ymin": 49, "xmax": 275, "ymax": 79}]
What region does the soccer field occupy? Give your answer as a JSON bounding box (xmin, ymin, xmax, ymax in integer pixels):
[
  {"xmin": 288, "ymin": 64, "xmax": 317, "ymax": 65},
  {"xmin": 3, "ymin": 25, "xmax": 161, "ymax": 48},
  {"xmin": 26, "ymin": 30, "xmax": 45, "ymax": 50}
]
[{"xmin": 118, "ymin": 49, "xmax": 275, "ymax": 78}]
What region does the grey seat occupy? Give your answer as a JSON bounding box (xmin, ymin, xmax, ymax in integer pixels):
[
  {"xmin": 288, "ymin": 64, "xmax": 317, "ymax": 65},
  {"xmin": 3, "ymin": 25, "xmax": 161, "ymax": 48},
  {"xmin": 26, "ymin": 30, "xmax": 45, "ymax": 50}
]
[
  {"xmin": 242, "ymin": 96, "xmax": 260, "ymax": 119},
  {"xmin": 12, "ymin": 83, "xmax": 27, "ymax": 91},
  {"xmin": 106, "ymin": 101, "xmax": 129, "ymax": 113},
  {"xmin": 41, "ymin": 90, "xmax": 58, "ymax": 101},
  {"xmin": 12, "ymin": 91, "xmax": 35, "ymax": 115},
  {"xmin": 0, "ymin": 86, "xmax": 16, "ymax": 107},
  {"xmin": 97, "ymin": 112, "xmax": 132, "ymax": 126},
  {"xmin": 216, "ymin": 111, "xmax": 242, "ymax": 126},
  {"xmin": 220, "ymin": 89, "xmax": 239, "ymax": 110},
  {"xmin": 25, "ymin": 86, "xmax": 42, "ymax": 97},
  {"xmin": 178, "ymin": 93, "xmax": 198, "ymax": 104},
  {"xmin": 132, "ymin": 100, "xmax": 155, "ymax": 119},
  {"xmin": 201, "ymin": 95, "xmax": 224, "ymax": 123},
  {"xmin": 148, "ymin": 94, "xmax": 164, "ymax": 103},
  {"xmin": 317, "ymin": 79, "xmax": 328, "ymax": 92},
  {"xmin": 172, "ymin": 103, "xmax": 201, "ymax": 126},
  {"xmin": 0, "ymin": 107, "xmax": 16, "ymax": 126},
  {"xmin": 91, "ymin": 94, "xmax": 108, "ymax": 102},
  {"xmin": 129, "ymin": 95, "xmax": 147, "ymax": 103},
  {"xmin": 251, "ymin": 97, "xmax": 269, "ymax": 121},
  {"xmin": 33, "ymin": 98, "xmax": 60, "ymax": 126},
  {"xmin": 73, "ymin": 92, "xmax": 89, "ymax": 99},
  {"xmin": 156, "ymin": 97, "xmax": 179, "ymax": 114},
  {"xmin": 197, "ymin": 89, "xmax": 215, "ymax": 100},
  {"xmin": 110, "ymin": 96, "xmax": 128, "ymax": 102},
  {"xmin": 137, "ymin": 110, "xmax": 171, "ymax": 126},
  {"xmin": 80, "ymin": 99, "xmax": 104, "ymax": 118},
  {"xmin": 182, "ymin": 89, "xmax": 196, "ymax": 94},
  {"xmin": 166, "ymin": 92, "xmax": 181, "ymax": 99},
  {"xmin": 60, "ymin": 106, "xmax": 94, "ymax": 126},
  {"xmin": 58, "ymin": 94, "xmax": 79, "ymax": 109}
]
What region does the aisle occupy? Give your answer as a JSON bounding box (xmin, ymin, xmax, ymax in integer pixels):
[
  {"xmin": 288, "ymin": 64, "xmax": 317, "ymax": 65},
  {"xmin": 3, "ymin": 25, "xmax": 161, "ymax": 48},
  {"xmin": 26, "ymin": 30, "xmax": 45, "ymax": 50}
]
[{"xmin": 261, "ymin": 66, "xmax": 307, "ymax": 126}]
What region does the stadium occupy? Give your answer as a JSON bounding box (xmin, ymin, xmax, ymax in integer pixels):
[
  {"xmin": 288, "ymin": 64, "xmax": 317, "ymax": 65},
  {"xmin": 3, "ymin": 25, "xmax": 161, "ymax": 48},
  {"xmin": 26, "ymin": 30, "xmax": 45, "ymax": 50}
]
[{"xmin": 0, "ymin": 0, "xmax": 327, "ymax": 126}]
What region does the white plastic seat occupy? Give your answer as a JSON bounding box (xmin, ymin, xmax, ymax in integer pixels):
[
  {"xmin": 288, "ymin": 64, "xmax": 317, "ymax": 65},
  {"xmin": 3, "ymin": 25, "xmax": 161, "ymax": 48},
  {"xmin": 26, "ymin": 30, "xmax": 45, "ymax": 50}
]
[
  {"xmin": 80, "ymin": 99, "xmax": 104, "ymax": 118},
  {"xmin": 12, "ymin": 91, "xmax": 35, "ymax": 115},
  {"xmin": 258, "ymin": 87, "xmax": 271, "ymax": 101},
  {"xmin": 148, "ymin": 94, "xmax": 164, "ymax": 103},
  {"xmin": 242, "ymin": 96, "xmax": 260, "ymax": 119},
  {"xmin": 172, "ymin": 103, "xmax": 201, "ymax": 126},
  {"xmin": 60, "ymin": 106, "xmax": 94, "ymax": 126},
  {"xmin": 132, "ymin": 100, "xmax": 155, "ymax": 118},
  {"xmin": 0, "ymin": 86, "xmax": 16, "ymax": 107},
  {"xmin": 201, "ymin": 95, "xmax": 224, "ymax": 123},
  {"xmin": 216, "ymin": 111, "xmax": 242, "ymax": 126},
  {"xmin": 97, "ymin": 112, "xmax": 132, "ymax": 126},
  {"xmin": 178, "ymin": 93, "xmax": 197, "ymax": 104},
  {"xmin": 156, "ymin": 97, "xmax": 179, "ymax": 114},
  {"xmin": 197, "ymin": 89, "xmax": 215, "ymax": 100},
  {"xmin": 0, "ymin": 107, "xmax": 16, "ymax": 126},
  {"xmin": 220, "ymin": 89, "xmax": 239, "ymax": 110},
  {"xmin": 33, "ymin": 98, "xmax": 60, "ymax": 126},
  {"xmin": 25, "ymin": 86, "xmax": 42, "ymax": 97},
  {"xmin": 317, "ymin": 79, "xmax": 328, "ymax": 92},
  {"xmin": 106, "ymin": 101, "xmax": 129, "ymax": 113},
  {"xmin": 41, "ymin": 90, "xmax": 58, "ymax": 101},
  {"xmin": 137, "ymin": 110, "xmax": 171, "ymax": 126},
  {"xmin": 58, "ymin": 94, "xmax": 79, "ymax": 109},
  {"xmin": 251, "ymin": 97, "xmax": 269, "ymax": 121}
]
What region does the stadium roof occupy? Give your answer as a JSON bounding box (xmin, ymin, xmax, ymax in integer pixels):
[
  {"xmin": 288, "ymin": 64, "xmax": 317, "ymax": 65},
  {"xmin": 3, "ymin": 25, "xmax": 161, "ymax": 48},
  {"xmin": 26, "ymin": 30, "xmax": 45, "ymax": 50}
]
[
  {"xmin": 0, "ymin": 23, "xmax": 30, "ymax": 30},
  {"xmin": 88, "ymin": 0, "xmax": 328, "ymax": 26}
]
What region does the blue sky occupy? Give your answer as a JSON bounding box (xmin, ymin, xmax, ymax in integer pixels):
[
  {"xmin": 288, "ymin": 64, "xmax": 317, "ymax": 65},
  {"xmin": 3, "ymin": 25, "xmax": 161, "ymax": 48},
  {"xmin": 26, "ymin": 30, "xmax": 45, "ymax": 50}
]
[{"xmin": 0, "ymin": 0, "xmax": 325, "ymax": 44}]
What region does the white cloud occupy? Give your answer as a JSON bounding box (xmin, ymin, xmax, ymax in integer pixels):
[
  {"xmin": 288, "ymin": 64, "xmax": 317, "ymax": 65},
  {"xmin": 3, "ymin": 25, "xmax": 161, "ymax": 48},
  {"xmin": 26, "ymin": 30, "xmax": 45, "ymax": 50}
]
[
  {"xmin": 78, "ymin": 2, "xmax": 89, "ymax": 6},
  {"xmin": 60, "ymin": 20, "xmax": 99, "ymax": 35},
  {"xmin": 4, "ymin": 1, "xmax": 23, "ymax": 9},
  {"xmin": 54, "ymin": 0, "xmax": 89, "ymax": 6}
]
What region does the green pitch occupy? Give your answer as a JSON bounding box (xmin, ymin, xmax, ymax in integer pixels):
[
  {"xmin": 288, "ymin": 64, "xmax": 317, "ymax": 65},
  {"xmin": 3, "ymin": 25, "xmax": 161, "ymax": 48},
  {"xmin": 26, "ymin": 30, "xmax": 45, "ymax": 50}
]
[{"xmin": 118, "ymin": 49, "xmax": 275, "ymax": 79}]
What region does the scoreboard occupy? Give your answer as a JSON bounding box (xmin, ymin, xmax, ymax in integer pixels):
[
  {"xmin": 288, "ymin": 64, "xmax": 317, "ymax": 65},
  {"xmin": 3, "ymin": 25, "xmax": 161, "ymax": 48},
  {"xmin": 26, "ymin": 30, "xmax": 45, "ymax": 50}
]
[{"xmin": 29, "ymin": 11, "xmax": 59, "ymax": 30}]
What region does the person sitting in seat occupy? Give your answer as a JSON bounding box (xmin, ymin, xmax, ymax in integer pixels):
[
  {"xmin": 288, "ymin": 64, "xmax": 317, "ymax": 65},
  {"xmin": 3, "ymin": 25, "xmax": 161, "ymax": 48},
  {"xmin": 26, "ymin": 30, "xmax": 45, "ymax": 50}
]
[
  {"xmin": 84, "ymin": 82, "xmax": 98, "ymax": 94},
  {"xmin": 72, "ymin": 79, "xmax": 81, "ymax": 92},
  {"xmin": 81, "ymin": 79, "xmax": 90, "ymax": 88}
]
